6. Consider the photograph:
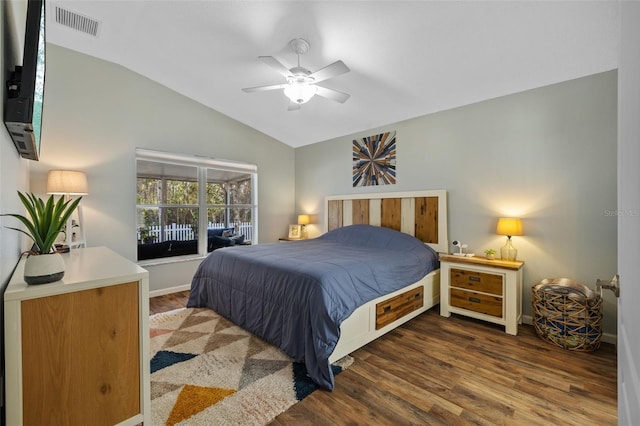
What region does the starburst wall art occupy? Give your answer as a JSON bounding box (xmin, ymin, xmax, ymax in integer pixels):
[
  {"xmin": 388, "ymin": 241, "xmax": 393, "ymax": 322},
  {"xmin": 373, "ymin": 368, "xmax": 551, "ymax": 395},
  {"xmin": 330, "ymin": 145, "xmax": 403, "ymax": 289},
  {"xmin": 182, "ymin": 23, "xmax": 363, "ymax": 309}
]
[{"xmin": 352, "ymin": 131, "xmax": 396, "ymax": 187}]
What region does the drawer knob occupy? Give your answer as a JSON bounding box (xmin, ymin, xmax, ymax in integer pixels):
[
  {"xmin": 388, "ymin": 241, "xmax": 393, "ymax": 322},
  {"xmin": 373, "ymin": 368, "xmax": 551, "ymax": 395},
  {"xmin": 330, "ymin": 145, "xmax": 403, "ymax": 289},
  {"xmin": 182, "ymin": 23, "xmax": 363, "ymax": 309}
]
[
  {"xmin": 469, "ymin": 276, "xmax": 481, "ymax": 282},
  {"xmin": 468, "ymin": 297, "xmax": 481, "ymax": 303}
]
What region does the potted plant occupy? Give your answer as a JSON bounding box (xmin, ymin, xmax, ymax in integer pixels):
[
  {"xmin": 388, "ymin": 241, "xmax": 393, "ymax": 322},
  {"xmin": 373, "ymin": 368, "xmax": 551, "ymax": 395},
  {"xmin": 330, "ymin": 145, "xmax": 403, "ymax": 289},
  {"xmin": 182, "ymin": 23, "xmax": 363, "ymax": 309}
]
[
  {"xmin": 138, "ymin": 226, "xmax": 156, "ymax": 244},
  {"xmin": 2, "ymin": 192, "xmax": 81, "ymax": 284},
  {"xmin": 138, "ymin": 226, "xmax": 148, "ymax": 244},
  {"xmin": 484, "ymin": 248, "xmax": 497, "ymax": 260}
]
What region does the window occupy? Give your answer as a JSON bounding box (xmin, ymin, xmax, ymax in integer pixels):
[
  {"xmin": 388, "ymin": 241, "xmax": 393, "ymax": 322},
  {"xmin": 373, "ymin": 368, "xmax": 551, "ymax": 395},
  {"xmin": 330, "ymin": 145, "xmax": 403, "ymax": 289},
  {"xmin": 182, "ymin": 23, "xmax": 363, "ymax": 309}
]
[{"xmin": 136, "ymin": 149, "xmax": 257, "ymax": 261}]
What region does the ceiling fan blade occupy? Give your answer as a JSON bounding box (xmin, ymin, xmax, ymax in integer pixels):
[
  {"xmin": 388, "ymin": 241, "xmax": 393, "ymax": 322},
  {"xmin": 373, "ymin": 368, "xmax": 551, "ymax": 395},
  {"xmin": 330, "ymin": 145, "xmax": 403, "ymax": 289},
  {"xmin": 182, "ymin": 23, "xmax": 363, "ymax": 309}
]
[
  {"xmin": 309, "ymin": 60, "xmax": 350, "ymax": 83},
  {"xmin": 259, "ymin": 56, "xmax": 293, "ymax": 78},
  {"xmin": 315, "ymin": 86, "xmax": 350, "ymax": 103},
  {"xmin": 242, "ymin": 83, "xmax": 288, "ymax": 93},
  {"xmin": 288, "ymin": 101, "xmax": 302, "ymax": 111}
]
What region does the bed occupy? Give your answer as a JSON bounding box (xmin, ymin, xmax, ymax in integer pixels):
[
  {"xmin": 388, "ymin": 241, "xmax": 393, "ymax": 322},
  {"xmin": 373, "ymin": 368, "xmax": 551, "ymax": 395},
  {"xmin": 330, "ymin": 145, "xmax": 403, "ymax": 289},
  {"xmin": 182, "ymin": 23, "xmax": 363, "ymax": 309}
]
[{"xmin": 187, "ymin": 190, "xmax": 448, "ymax": 390}]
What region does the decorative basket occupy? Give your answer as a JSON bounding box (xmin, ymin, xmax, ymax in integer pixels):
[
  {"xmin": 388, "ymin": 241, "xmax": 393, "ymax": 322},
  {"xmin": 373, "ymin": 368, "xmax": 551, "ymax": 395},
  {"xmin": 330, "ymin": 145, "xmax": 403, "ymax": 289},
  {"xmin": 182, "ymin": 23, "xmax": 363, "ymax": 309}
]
[{"xmin": 532, "ymin": 278, "xmax": 602, "ymax": 352}]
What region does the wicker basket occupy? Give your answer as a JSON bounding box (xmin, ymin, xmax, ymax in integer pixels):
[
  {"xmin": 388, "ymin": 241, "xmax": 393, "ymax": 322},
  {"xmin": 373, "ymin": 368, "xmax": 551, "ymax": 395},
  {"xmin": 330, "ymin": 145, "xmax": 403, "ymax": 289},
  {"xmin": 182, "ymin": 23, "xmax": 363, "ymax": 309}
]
[{"xmin": 532, "ymin": 278, "xmax": 602, "ymax": 352}]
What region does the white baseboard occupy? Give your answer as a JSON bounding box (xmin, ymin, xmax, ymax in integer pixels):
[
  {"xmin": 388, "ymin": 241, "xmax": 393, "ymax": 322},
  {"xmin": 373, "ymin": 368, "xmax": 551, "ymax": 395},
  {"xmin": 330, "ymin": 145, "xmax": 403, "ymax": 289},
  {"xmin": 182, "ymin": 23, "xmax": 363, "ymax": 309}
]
[
  {"xmin": 149, "ymin": 283, "xmax": 191, "ymax": 298},
  {"xmin": 522, "ymin": 314, "xmax": 617, "ymax": 345}
]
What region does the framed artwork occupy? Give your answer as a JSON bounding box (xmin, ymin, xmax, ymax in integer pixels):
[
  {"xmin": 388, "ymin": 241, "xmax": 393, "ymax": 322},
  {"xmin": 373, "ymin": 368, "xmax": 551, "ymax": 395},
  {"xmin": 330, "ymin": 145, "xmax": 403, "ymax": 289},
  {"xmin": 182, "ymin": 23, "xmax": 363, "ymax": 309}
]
[
  {"xmin": 288, "ymin": 224, "xmax": 302, "ymax": 239},
  {"xmin": 352, "ymin": 131, "xmax": 396, "ymax": 187}
]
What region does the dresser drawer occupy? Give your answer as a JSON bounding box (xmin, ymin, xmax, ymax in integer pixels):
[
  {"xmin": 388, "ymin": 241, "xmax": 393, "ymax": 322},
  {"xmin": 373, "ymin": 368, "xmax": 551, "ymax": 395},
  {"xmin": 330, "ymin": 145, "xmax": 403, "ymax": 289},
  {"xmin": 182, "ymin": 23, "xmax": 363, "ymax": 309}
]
[
  {"xmin": 450, "ymin": 288, "xmax": 503, "ymax": 317},
  {"xmin": 450, "ymin": 268, "xmax": 503, "ymax": 295}
]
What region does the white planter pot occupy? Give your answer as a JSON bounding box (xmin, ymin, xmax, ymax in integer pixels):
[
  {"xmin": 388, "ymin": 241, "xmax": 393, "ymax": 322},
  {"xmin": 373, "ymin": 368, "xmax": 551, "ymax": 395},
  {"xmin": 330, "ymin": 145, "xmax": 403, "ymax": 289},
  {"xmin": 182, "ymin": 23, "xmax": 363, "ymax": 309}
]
[{"xmin": 24, "ymin": 253, "xmax": 65, "ymax": 285}]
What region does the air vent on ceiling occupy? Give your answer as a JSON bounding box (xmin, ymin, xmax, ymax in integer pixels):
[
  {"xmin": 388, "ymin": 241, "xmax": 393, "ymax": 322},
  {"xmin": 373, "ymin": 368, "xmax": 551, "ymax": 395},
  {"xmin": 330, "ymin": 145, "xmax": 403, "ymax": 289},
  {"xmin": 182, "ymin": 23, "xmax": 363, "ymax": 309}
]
[{"xmin": 54, "ymin": 6, "xmax": 101, "ymax": 37}]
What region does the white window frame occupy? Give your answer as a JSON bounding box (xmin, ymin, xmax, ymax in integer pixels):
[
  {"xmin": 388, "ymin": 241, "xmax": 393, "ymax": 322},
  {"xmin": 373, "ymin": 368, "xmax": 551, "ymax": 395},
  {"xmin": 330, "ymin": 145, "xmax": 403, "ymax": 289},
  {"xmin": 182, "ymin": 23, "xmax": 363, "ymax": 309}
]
[{"xmin": 136, "ymin": 148, "xmax": 258, "ymax": 262}]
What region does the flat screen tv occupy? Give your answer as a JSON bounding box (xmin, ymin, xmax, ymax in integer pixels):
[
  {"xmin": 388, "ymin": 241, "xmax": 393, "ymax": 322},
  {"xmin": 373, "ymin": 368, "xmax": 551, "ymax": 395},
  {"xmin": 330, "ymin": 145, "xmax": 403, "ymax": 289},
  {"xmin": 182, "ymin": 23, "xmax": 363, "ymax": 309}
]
[{"xmin": 4, "ymin": 0, "xmax": 46, "ymax": 161}]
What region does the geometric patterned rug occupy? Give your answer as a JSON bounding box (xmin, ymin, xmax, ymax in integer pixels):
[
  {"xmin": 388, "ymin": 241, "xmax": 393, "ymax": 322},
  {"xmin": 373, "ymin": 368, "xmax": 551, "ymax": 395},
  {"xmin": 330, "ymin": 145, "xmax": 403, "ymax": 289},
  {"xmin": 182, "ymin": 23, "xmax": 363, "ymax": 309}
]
[{"xmin": 150, "ymin": 308, "xmax": 353, "ymax": 425}]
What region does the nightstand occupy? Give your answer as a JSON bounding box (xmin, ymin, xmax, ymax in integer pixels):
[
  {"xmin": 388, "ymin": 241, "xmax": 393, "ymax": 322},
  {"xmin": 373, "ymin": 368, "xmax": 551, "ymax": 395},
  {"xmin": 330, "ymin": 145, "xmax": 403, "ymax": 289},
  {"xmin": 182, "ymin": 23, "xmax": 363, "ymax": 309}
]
[{"xmin": 439, "ymin": 254, "xmax": 524, "ymax": 335}]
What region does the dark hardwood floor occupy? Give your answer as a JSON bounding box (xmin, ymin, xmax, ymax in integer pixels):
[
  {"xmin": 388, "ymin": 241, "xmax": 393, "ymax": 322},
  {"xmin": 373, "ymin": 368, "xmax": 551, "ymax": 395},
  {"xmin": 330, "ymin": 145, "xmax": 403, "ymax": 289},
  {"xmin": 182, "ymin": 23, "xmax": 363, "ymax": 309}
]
[
  {"xmin": 150, "ymin": 291, "xmax": 617, "ymax": 425},
  {"xmin": 149, "ymin": 290, "xmax": 191, "ymax": 315}
]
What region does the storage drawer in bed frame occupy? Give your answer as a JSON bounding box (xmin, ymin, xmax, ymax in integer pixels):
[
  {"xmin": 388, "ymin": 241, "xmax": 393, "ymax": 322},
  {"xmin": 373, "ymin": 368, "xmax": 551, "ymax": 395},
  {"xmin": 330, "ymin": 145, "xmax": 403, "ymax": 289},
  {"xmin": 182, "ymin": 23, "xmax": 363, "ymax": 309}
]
[{"xmin": 375, "ymin": 286, "xmax": 424, "ymax": 330}]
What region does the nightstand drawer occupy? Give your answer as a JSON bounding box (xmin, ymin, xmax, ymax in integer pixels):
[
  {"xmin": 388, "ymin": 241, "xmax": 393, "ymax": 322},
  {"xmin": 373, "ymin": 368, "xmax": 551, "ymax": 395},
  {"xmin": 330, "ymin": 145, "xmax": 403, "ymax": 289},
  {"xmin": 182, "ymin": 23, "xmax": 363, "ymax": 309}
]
[
  {"xmin": 450, "ymin": 288, "xmax": 502, "ymax": 317},
  {"xmin": 450, "ymin": 268, "xmax": 503, "ymax": 296}
]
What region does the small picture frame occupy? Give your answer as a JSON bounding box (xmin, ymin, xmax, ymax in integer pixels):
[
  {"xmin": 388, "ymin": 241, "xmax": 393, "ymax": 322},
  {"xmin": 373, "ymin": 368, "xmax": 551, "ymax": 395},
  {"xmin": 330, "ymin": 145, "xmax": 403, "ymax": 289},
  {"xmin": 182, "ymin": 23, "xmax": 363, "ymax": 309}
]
[{"xmin": 288, "ymin": 224, "xmax": 302, "ymax": 239}]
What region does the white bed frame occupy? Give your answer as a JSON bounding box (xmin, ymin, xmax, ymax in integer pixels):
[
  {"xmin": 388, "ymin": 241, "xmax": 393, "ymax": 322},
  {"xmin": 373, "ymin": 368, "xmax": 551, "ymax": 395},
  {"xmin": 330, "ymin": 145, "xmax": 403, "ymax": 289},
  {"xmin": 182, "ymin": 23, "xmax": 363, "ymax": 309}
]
[
  {"xmin": 330, "ymin": 270, "xmax": 440, "ymax": 362},
  {"xmin": 325, "ymin": 190, "xmax": 448, "ymax": 363}
]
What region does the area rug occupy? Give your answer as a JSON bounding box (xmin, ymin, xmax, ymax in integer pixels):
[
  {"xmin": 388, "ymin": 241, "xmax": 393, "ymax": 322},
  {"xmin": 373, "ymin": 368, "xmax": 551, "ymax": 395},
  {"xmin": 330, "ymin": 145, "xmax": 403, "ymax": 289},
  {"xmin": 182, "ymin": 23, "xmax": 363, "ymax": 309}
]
[{"xmin": 150, "ymin": 307, "xmax": 353, "ymax": 425}]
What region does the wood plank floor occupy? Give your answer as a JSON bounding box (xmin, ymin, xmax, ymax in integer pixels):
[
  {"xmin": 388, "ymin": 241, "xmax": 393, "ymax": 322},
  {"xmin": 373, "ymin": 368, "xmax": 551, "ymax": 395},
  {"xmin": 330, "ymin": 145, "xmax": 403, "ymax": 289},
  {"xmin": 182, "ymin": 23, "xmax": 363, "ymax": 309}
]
[{"xmin": 150, "ymin": 291, "xmax": 617, "ymax": 425}]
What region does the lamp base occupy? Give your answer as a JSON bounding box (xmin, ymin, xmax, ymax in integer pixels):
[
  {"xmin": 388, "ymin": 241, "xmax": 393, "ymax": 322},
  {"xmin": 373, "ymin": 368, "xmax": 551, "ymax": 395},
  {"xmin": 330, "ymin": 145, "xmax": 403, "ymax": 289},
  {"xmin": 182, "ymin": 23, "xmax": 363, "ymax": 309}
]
[{"xmin": 500, "ymin": 237, "xmax": 518, "ymax": 261}]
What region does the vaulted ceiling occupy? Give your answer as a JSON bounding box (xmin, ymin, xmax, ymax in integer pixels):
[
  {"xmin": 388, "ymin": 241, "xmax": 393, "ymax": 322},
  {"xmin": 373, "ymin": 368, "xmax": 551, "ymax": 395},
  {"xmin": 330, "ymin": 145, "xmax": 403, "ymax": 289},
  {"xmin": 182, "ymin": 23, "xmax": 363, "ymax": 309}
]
[{"xmin": 46, "ymin": 1, "xmax": 619, "ymax": 148}]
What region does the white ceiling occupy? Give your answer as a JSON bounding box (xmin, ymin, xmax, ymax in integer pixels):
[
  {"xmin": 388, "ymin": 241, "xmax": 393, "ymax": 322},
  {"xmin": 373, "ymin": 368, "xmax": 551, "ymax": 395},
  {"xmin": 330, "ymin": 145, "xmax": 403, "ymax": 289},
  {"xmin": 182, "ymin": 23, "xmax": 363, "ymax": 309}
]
[{"xmin": 45, "ymin": 1, "xmax": 619, "ymax": 148}]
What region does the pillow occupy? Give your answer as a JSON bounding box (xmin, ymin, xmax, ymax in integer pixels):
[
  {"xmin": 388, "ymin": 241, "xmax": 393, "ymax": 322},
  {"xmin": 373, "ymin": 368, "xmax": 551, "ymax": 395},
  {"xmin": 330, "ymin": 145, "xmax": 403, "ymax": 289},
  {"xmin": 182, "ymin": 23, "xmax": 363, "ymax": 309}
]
[
  {"xmin": 207, "ymin": 228, "xmax": 223, "ymax": 238},
  {"xmin": 222, "ymin": 229, "xmax": 232, "ymax": 238},
  {"xmin": 321, "ymin": 224, "xmax": 429, "ymax": 252},
  {"xmin": 232, "ymin": 234, "xmax": 245, "ymax": 245},
  {"xmin": 207, "ymin": 227, "xmax": 235, "ymax": 238}
]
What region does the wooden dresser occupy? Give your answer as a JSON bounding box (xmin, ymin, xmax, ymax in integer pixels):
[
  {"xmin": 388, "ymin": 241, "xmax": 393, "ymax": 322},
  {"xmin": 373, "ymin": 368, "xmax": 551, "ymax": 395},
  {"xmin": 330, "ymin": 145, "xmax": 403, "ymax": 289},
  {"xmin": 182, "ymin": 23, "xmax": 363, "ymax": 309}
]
[
  {"xmin": 439, "ymin": 254, "xmax": 524, "ymax": 335},
  {"xmin": 4, "ymin": 247, "xmax": 150, "ymax": 426}
]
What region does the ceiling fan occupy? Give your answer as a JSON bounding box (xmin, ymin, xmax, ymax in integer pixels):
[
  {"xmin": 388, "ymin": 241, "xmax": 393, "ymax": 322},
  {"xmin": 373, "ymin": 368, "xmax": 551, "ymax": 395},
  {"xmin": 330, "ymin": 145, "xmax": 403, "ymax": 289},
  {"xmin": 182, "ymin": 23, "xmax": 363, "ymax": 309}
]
[{"xmin": 242, "ymin": 38, "xmax": 350, "ymax": 111}]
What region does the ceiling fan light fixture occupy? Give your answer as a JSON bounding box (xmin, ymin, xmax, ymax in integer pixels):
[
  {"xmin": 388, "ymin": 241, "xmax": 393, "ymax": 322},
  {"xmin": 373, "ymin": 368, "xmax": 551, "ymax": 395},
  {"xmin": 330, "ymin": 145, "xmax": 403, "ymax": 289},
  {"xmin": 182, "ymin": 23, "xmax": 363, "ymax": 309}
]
[
  {"xmin": 242, "ymin": 37, "xmax": 350, "ymax": 109},
  {"xmin": 284, "ymin": 80, "xmax": 317, "ymax": 104}
]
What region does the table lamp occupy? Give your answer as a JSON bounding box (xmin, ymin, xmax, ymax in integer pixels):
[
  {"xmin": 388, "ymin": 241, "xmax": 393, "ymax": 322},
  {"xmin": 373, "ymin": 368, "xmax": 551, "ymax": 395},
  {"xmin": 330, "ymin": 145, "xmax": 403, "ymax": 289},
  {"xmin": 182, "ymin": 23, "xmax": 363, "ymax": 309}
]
[
  {"xmin": 47, "ymin": 170, "xmax": 88, "ymax": 248},
  {"xmin": 298, "ymin": 214, "xmax": 310, "ymax": 239},
  {"xmin": 496, "ymin": 217, "xmax": 523, "ymax": 261}
]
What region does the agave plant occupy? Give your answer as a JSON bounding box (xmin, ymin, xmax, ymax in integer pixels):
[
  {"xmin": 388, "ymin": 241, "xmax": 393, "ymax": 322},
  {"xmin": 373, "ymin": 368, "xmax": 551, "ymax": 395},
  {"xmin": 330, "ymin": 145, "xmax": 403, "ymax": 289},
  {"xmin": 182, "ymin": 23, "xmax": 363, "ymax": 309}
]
[{"xmin": 2, "ymin": 192, "xmax": 81, "ymax": 255}]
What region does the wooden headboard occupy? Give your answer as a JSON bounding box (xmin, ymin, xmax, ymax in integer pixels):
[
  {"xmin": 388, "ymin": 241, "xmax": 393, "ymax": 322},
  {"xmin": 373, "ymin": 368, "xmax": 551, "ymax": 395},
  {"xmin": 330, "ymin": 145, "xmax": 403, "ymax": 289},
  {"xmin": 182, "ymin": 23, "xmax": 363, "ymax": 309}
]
[{"xmin": 325, "ymin": 190, "xmax": 448, "ymax": 253}]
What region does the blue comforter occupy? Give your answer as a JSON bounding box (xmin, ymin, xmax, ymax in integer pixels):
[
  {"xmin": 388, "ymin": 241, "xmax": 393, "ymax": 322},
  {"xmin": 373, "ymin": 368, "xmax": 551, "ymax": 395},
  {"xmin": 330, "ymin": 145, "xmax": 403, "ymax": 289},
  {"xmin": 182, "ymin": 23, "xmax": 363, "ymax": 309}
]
[{"xmin": 187, "ymin": 224, "xmax": 439, "ymax": 390}]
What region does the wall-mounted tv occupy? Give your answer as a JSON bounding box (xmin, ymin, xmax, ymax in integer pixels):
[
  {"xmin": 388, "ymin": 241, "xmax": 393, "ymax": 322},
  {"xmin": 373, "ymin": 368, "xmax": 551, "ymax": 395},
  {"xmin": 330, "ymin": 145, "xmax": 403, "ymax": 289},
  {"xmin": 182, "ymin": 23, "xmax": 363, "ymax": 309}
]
[{"xmin": 4, "ymin": 0, "xmax": 46, "ymax": 161}]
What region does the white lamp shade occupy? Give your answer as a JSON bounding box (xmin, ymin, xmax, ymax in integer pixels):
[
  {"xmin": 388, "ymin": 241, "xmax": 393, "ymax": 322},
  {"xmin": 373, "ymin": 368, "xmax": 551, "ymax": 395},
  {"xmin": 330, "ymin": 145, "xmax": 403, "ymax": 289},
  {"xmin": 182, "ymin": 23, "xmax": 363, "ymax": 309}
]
[
  {"xmin": 284, "ymin": 81, "xmax": 317, "ymax": 104},
  {"xmin": 47, "ymin": 170, "xmax": 88, "ymax": 195}
]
